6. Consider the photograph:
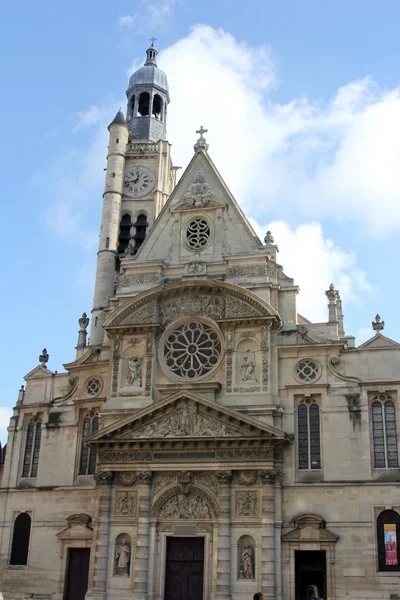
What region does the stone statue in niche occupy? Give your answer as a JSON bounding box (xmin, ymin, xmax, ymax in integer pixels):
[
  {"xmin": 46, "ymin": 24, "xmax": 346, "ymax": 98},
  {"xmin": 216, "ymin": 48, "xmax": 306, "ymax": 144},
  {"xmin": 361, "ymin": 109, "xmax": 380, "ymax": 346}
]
[
  {"xmin": 239, "ymin": 349, "xmax": 257, "ymax": 382},
  {"xmin": 114, "ymin": 538, "xmax": 131, "ymax": 576},
  {"xmin": 239, "ymin": 543, "xmax": 254, "ymax": 579},
  {"xmin": 237, "ymin": 491, "xmax": 258, "ymax": 516},
  {"xmin": 128, "ymin": 356, "xmax": 142, "ymax": 387},
  {"xmin": 115, "ymin": 491, "xmax": 136, "ymax": 516}
]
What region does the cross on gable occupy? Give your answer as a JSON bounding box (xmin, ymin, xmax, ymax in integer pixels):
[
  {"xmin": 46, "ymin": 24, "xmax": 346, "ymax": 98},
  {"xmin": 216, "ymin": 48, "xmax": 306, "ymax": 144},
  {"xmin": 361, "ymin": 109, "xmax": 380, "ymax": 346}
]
[{"xmin": 196, "ymin": 125, "xmax": 208, "ymax": 139}]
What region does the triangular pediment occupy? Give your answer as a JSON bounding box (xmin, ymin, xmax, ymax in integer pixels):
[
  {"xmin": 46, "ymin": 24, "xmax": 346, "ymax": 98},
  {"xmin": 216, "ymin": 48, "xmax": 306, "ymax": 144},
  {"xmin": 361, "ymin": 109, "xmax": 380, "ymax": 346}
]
[
  {"xmin": 282, "ymin": 514, "xmax": 339, "ymax": 543},
  {"xmin": 88, "ymin": 390, "xmax": 287, "ymax": 444},
  {"xmin": 131, "ymin": 149, "xmax": 262, "ymax": 265},
  {"xmin": 357, "ymin": 334, "xmax": 400, "ymax": 349},
  {"xmin": 24, "ymin": 365, "xmax": 54, "ymax": 380}
]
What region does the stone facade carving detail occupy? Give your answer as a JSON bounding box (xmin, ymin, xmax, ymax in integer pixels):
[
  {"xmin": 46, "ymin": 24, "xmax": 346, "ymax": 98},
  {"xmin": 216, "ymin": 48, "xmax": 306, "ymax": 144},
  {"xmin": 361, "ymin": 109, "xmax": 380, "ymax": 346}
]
[
  {"xmin": 132, "ymin": 402, "xmax": 241, "ymax": 438},
  {"xmin": 98, "ymin": 451, "xmax": 153, "ymax": 463},
  {"xmin": 239, "ymin": 542, "xmax": 255, "ymax": 579},
  {"xmin": 236, "ymin": 491, "xmax": 258, "ymax": 516},
  {"xmin": 261, "ymin": 326, "xmax": 270, "ymax": 391},
  {"xmin": 225, "ymin": 326, "xmax": 234, "ymax": 393},
  {"xmin": 117, "ymin": 272, "xmax": 160, "ymax": 287},
  {"xmin": 234, "ymin": 471, "xmax": 258, "ymax": 486},
  {"xmin": 177, "ymin": 171, "xmax": 216, "ymax": 209},
  {"xmin": 136, "ymin": 471, "xmax": 153, "ymax": 485},
  {"xmin": 226, "ymin": 296, "xmax": 263, "ymax": 319},
  {"xmin": 195, "ymin": 472, "xmax": 218, "ymax": 492},
  {"xmin": 113, "ymin": 299, "xmax": 157, "ymax": 326},
  {"xmin": 128, "ymin": 356, "xmax": 142, "ymax": 387},
  {"xmin": 178, "ymin": 471, "xmax": 194, "ymax": 494},
  {"xmin": 154, "ymin": 474, "xmax": 177, "ymax": 495},
  {"xmin": 159, "ymin": 492, "xmax": 211, "ymax": 519},
  {"xmin": 115, "ymin": 491, "xmax": 137, "ymax": 516},
  {"xmin": 257, "ymin": 469, "xmax": 276, "ymax": 484},
  {"xmin": 239, "ymin": 349, "xmax": 257, "ymax": 382},
  {"xmin": 227, "ymin": 266, "xmax": 266, "ymax": 278},
  {"xmin": 114, "ymin": 472, "xmax": 137, "ymax": 487},
  {"xmin": 185, "ymin": 261, "xmax": 206, "ymax": 276},
  {"xmin": 216, "ymin": 448, "xmax": 273, "ymax": 460},
  {"xmin": 94, "ymin": 471, "xmax": 113, "ymax": 486},
  {"xmin": 160, "ymin": 293, "xmax": 225, "ymax": 325},
  {"xmin": 144, "ymin": 333, "xmax": 153, "ymax": 396},
  {"xmin": 216, "ymin": 471, "xmax": 233, "ymax": 484},
  {"xmin": 114, "ymin": 537, "xmax": 131, "ymax": 577},
  {"xmin": 233, "ymin": 386, "xmax": 260, "ymax": 393},
  {"xmin": 111, "ymin": 335, "xmax": 122, "ymax": 397},
  {"xmin": 266, "ymin": 262, "xmax": 277, "ymax": 277}
]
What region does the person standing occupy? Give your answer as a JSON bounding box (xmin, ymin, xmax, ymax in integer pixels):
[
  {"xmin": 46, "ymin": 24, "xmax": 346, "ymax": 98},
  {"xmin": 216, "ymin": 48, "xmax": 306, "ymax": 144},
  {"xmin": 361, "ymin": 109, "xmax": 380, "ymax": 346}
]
[{"xmin": 301, "ymin": 584, "xmax": 323, "ymax": 600}]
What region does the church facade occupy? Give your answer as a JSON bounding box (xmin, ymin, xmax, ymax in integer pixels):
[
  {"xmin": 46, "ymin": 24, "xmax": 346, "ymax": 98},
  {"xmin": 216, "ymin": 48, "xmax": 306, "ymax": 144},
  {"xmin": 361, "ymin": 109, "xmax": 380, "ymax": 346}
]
[{"xmin": 0, "ymin": 44, "xmax": 399, "ymax": 600}]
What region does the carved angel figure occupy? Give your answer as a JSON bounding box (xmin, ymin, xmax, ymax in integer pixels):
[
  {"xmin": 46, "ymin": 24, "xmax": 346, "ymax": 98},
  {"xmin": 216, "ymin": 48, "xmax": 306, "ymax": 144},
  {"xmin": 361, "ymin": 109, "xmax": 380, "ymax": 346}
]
[{"xmin": 128, "ymin": 356, "xmax": 142, "ymax": 387}]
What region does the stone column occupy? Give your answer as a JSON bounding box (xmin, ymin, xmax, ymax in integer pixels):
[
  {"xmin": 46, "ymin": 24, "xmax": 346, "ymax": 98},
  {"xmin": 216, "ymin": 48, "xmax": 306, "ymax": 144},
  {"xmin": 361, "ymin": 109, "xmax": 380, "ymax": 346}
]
[
  {"xmin": 85, "ymin": 471, "xmax": 113, "ymax": 600},
  {"xmin": 216, "ymin": 470, "xmax": 232, "ymax": 598},
  {"xmin": 133, "ymin": 471, "xmax": 153, "ymax": 599},
  {"xmin": 273, "ymin": 472, "xmax": 283, "ymax": 600},
  {"xmin": 258, "ymin": 470, "xmax": 276, "ymax": 600}
]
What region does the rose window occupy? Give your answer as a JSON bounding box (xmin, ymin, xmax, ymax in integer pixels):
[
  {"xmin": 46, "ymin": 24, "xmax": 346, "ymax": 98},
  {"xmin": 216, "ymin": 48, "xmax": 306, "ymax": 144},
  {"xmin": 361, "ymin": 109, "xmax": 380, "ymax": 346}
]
[
  {"xmin": 164, "ymin": 321, "xmax": 221, "ymax": 379},
  {"xmin": 186, "ymin": 219, "xmax": 210, "ymax": 249},
  {"xmin": 85, "ymin": 377, "xmax": 103, "ymax": 397},
  {"xmin": 295, "ymin": 360, "xmax": 319, "ymax": 382}
]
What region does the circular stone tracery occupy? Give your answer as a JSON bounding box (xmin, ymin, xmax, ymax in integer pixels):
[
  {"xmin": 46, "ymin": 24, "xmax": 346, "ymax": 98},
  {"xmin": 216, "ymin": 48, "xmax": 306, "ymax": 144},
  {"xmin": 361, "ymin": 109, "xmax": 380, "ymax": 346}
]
[
  {"xmin": 164, "ymin": 321, "xmax": 221, "ymax": 380},
  {"xmin": 295, "ymin": 359, "xmax": 319, "ymax": 382},
  {"xmin": 186, "ymin": 218, "xmax": 210, "ymax": 249}
]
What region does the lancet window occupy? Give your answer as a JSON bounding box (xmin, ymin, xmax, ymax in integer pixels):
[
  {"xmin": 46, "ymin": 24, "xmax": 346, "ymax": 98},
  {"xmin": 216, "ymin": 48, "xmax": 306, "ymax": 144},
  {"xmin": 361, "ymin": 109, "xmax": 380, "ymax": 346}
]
[
  {"xmin": 297, "ymin": 399, "xmax": 321, "ymax": 470},
  {"xmin": 372, "ymin": 394, "xmax": 399, "ymax": 468},
  {"xmin": 79, "ymin": 411, "xmax": 99, "ymax": 475},
  {"xmin": 22, "ymin": 416, "xmax": 42, "ymax": 478}
]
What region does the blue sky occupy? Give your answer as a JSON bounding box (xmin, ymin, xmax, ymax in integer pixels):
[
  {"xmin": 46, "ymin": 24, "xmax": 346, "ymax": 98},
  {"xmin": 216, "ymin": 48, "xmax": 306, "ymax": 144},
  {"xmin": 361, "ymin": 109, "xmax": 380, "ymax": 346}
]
[{"xmin": 1, "ymin": 0, "xmax": 400, "ymax": 442}]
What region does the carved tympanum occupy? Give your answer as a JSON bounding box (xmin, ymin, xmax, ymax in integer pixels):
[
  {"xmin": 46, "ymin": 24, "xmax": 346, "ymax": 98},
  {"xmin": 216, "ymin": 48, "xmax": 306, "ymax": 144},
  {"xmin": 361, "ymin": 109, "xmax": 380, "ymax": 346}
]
[{"xmin": 159, "ymin": 492, "xmax": 211, "ymax": 520}]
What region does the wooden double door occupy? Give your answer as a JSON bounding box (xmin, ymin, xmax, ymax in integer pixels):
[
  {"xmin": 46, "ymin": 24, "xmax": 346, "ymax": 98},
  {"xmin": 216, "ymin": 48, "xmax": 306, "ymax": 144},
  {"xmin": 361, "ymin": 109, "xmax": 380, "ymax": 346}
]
[{"xmin": 165, "ymin": 537, "xmax": 204, "ymax": 600}]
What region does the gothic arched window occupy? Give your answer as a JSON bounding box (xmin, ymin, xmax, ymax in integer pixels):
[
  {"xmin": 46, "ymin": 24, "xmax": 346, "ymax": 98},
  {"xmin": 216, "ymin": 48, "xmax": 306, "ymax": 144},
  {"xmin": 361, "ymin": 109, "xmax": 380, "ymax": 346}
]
[
  {"xmin": 132, "ymin": 214, "xmax": 148, "ymax": 254},
  {"xmin": 79, "ymin": 411, "xmax": 99, "ymax": 475},
  {"xmin": 118, "ymin": 214, "xmax": 132, "ymax": 255},
  {"xmin": 10, "ymin": 513, "xmax": 31, "ymax": 565},
  {"xmin": 138, "ymin": 92, "xmax": 150, "ymax": 116},
  {"xmin": 372, "ymin": 394, "xmax": 399, "ymax": 468},
  {"xmin": 152, "ymin": 94, "xmax": 163, "ymax": 120},
  {"xmin": 22, "ymin": 417, "xmax": 42, "ymax": 478},
  {"xmin": 377, "ymin": 509, "xmax": 400, "ymax": 571},
  {"xmin": 298, "ymin": 400, "xmax": 321, "ymax": 470}
]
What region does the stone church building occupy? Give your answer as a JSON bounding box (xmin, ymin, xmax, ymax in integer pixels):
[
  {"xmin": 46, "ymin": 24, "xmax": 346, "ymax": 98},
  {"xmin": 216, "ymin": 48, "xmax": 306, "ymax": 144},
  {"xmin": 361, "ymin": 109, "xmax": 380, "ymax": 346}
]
[{"xmin": 1, "ymin": 43, "xmax": 399, "ymax": 600}]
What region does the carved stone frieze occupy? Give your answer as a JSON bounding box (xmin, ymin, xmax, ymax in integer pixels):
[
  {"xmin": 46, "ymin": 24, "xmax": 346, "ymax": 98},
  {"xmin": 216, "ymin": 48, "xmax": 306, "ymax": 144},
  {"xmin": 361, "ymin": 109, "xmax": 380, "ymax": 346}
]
[
  {"xmin": 261, "ymin": 326, "xmax": 270, "ymax": 391},
  {"xmin": 111, "ymin": 335, "xmax": 122, "ymax": 397},
  {"xmin": 154, "ymin": 474, "xmax": 177, "ymax": 495},
  {"xmin": 114, "ymin": 472, "xmax": 137, "ymax": 487},
  {"xmin": 128, "ymin": 402, "xmax": 242, "ymax": 438},
  {"xmin": 136, "ymin": 471, "xmax": 153, "ymax": 485},
  {"xmin": 144, "ymin": 332, "xmax": 153, "ymax": 397},
  {"xmin": 185, "ymin": 261, "xmax": 206, "ymax": 276},
  {"xmin": 257, "ymin": 470, "xmax": 276, "ymax": 485},
  {"xmin": 236, "ymin": 491, "xmax": 258, "ymax": 517},
  {"xmin": 115, "ymin": 491, "xmax": 137, "ymax": 516},
  {"xmin": 98, "ymin": 451, "xmax": 153, "ymax": 463},
  {"xmin": 233, "ymin": 386, "xmax": 260, "ymax": 393},
  {"xmin": 94, "ymin": 471, "xmax": 114, "ymax": 486},
  {"xmin": 226, "ymin": 296, "xmax": 264, "ymax": 319},
  {"xmin": 159, "ymin": 492, "xmax": 211, "ymax": 519},
  {"xmin": 227, "ymin": 266, "xmax": 266, "ymax": 278},
  {"xmin": 216, "ymin": 448, "xmax": 274, "ymax": 460},
  {"xmin": 113, "ymin": 299, "xmax": 157, "ymax": 326},
  {"xmin": 194, "ymin": 472, "xmax": 218, "ymax": 492},
  {"xmin": 160, "ymin": 293, "xmax": 225, "ymax": 325},
  {"xmin": 117, "ymin": 273, "xmax": 160, "ymax": 287},
  {"xmin": 233, "ymin": 471, "xmax": 258, "ymax": 486}
]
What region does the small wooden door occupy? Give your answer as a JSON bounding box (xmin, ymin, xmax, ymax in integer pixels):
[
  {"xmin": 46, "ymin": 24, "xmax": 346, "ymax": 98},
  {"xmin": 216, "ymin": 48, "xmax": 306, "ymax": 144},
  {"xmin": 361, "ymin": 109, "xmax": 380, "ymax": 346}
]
[
  {"xmin": 65, "ymin": 548, "xmax": 90, "ymax": 600},
  {"xmin": 165, "ymin": 537, "xmax": 204, "ymax": 600}
]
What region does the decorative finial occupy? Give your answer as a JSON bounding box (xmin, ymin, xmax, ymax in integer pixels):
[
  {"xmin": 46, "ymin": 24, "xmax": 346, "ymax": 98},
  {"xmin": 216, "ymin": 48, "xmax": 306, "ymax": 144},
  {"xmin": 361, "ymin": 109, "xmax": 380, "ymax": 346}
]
[
  {"xmin": 79, "ymin": 312, "xmax": 90, "ymax": 331},
  {"xmin": 39, "ymin": 348, "xmax": 49, "ymax": 368},
  {"xmin": 150, "ymin": 36, "xmax": 157, "ymax": 47},
  {"xmin": 325, "ymin": 283, "xmax": 339, "ymax": 302},
  {"xmin": 264, "ymin": 230, "xmax": 274, "ymax": 245},
  {"xmin": 194, "ymin": 125, "xmax": 209, "ymax": 151},
  {"xmin": 372, "ymin": 314, "xmax": 384, "ymax": 335}
]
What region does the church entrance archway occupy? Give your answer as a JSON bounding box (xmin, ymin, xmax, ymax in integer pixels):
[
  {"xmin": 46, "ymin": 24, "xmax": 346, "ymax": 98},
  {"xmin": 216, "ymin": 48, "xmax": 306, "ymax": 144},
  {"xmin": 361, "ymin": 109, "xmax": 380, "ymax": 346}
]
[
  {"xmin": 64, "ymin": 548, "xmax": 90, "ymax": 600},
  {"xmin": 164, "ymin": 537, "xmax": 204, "ymax": 600},
  {"xmin": 295, "ymin": 550, "xmax": 326, "ymax": 600}
]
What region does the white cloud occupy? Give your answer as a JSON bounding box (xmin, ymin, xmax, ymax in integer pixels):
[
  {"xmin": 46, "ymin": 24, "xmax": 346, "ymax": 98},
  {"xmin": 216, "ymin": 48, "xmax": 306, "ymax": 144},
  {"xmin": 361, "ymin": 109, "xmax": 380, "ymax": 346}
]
[
  {"xmin": 118, "ymin": 0, "xmax": 177, "ymax": 31},
  {"xmin": 249, "ymin": 219, "xmax": 370, "ymax": 323},
  {"xmin": 119, "ymin": 15, "xmax": 136, "ymax": 29},
  {"xmin": 157, "ymin": 25, "xmax": 400, "ymax": 237},
  {"xmin": 0, "ymin": 407, "xmax": 11, "ymax": 445}
]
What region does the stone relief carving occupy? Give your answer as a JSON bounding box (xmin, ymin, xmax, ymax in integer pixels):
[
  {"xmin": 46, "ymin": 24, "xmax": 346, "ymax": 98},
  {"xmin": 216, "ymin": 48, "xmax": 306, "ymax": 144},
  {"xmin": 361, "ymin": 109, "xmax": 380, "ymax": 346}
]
[
  {"xmin": 113, "ymin": 299, "xmax": 157, "ymax": 326},
  {"xmin": 226, "ymin": 296, "xmax": 264, "ymax": 319},
  {"xmin": 234, "ymin": 471, "xmax": 258, "ymax": 486},
  {"xmin": 195, "ymin": 472, "xmax": 218, "ymax": 492},
  {"xmin": 160, "ymin": 293, "xmax": 225, "ymax": 325},
  {"xmin": 237, "ymin": 491, "xmax": 258, "ymax": 516},
  {"xmin": 239, "ymin": 349, "xmax": 257, "ymax": 382},
  {"xmin": 94, "ymin": 472, "xmax": 113, "ymax": 486},
  {"xmin": 227, "ymin": 266, "xmax": 266, "ymax": 278},
  {"xmin": 159, "ymin": 492, "xmax": 211, "ymax": 519},
  {"xmin": 144, "ymin": 332, "xmax": 153, "ymax": 397},
  {"xmin": 128, "ymin": 356, "xmax": 142, "ymax": 387},
  {"xmin": 215, "ymin": 471, "xmax": 233, "ymax": 485},
  {"xmin": 257, "ymin": 470, "xmax": 276, "ymax": 485},
  {"xmin": 154, "ymin": 474, "xmax": 177, "ymax": 495},
  {"xmin": 98, "ymin": 451, "xmax": 152, "ymax": 463},
  {"xmin": 114, "ymin": 537, "xmax": 131, "ymax": 576},
  {"xmin": 239, "ymin": 542, "xmax": 255, "ymax": 580},
  {"xmin": 136, "ymin": 471, "xmax": 153, "ymax": 485},
  {"xmin": 177, "ymin": 171, "xmax": 216, "ymax": 209},
  {"xmin": 111, "ymin": 335, "xmax": 122, "ymax": 397},
  {"xmin": 185, "ymin": 261, "xmax": 206, "ymax": 276},
  {"xmin": 114, "ymin": 472, "xmax": 137, "ymax": 487},
  {"xmin": 261, "ymin": 326, "xmax": 270, "ymax": 391},
  {"xmin": 117, "ymin": 272, "xmax": 160, "ymax": 287},
  {"xmin": 131, "ymin": 403, "xmax": 241, "ymax": 438},
  {"xmin": 115, "ymin": 491, "xmax": 137, "ymax": 516},
  {"xmin": 233, "ymin": 386, "xmax": 260, "ymax": 393}
]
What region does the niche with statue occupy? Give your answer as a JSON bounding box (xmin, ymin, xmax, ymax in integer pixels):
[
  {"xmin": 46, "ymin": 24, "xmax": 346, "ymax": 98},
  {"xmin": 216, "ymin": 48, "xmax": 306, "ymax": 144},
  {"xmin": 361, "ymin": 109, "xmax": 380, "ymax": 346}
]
[
  {"xmin": 237, "ymin": 534, "xmax": 256, "ymax": 580},
  {"xmin": 114, "ymin": 533, "xmax": 132, "ymax": 577}
]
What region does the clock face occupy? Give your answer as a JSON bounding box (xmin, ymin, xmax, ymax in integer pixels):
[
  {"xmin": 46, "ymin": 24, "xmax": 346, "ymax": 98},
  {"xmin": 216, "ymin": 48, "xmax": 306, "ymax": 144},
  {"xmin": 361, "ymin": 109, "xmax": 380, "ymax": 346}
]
[{"xmin": 123, "ymin": 166, "xmax": 155, "ymax": 197}]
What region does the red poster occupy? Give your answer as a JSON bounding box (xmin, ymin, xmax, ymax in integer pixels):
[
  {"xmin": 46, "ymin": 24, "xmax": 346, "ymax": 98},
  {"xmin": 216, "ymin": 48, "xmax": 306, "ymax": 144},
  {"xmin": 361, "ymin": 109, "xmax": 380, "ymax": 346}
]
[{"xmin": 384, "ymin": 524, "xmax": 398, "ymax": 566}]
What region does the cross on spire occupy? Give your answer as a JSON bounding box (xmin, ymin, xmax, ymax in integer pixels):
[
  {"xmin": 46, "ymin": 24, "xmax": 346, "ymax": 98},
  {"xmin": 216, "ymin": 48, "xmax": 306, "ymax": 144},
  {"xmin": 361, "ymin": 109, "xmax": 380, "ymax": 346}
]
[
  {"xmin": 194, "ymin": 125, "xmax": 209, "ymax": 152},
  {"xmin": 150, "ymin": 37, "xmax": 157, "ymax": 46}
]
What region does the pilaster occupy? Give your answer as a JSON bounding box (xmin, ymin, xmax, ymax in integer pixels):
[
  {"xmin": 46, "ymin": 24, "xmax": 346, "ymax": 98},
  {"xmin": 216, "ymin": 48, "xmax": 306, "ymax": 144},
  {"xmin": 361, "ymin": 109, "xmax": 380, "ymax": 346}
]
[
  {"xmin": 133, "ymin": 471, "xmax": 153, "ymax": 599},
  {"xmin": 215, "ymin": 470, "xmax": 232, "ymax": 598}
]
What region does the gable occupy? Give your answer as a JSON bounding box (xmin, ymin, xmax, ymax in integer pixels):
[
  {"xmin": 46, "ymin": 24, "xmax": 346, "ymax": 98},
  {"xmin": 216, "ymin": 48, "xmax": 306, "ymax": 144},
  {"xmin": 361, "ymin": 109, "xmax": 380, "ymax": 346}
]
[
  {"xmin": 88, "ymin": 390, "xmax": 286, "ymax": 444},
  {"xmin": 357, "ymin": 334, "xmax": 400, "ymax": 350},
  {"xmin": 24, "ymin": 365, "xmax": 54, "ymax": 380},
  {"xmin": 132, "ymin": 149, "xmax": 262, "ymax": 265},
  {"xmin": 104, "ymin": 280, "xmax": 281, "ymax": 329}
]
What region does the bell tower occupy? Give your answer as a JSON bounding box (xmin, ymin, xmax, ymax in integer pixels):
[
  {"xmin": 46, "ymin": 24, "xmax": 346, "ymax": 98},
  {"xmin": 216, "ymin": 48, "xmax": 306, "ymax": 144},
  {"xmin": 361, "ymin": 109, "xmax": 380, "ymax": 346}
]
[{"xmin": 89, "ymin": 43, "xmax": 176, "ymax": 347}]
